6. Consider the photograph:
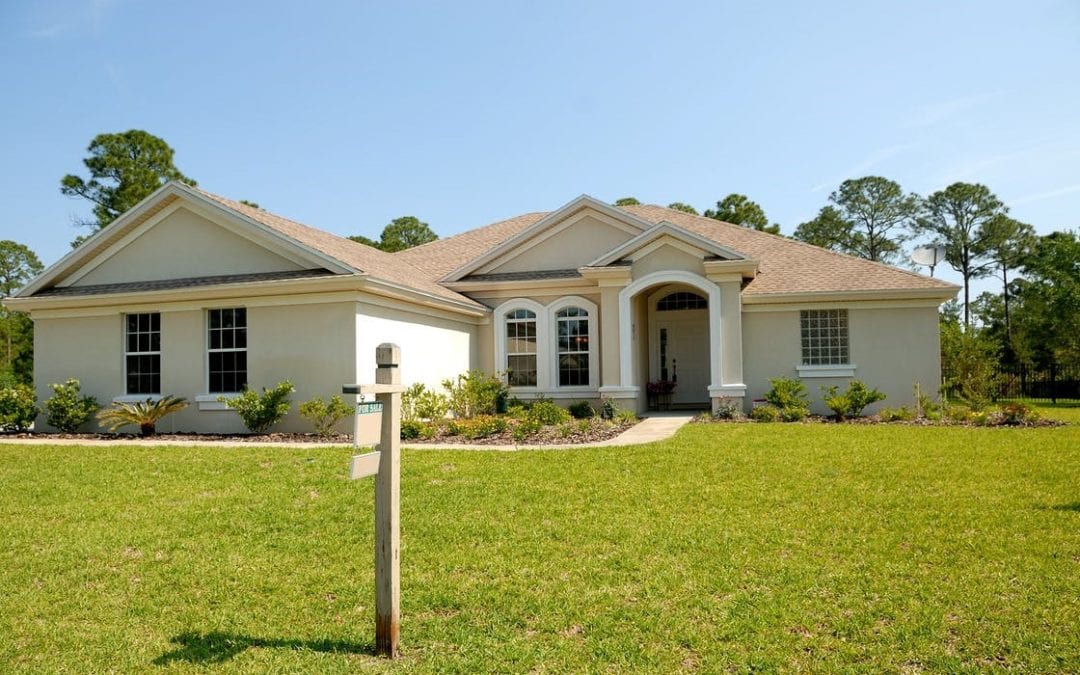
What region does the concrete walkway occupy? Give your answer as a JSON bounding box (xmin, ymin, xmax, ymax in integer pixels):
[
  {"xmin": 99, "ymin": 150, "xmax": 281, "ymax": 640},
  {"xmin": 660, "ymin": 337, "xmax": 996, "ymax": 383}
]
[{"xmin": 0, "ymin": 413, "xmax": 697, "ymax": 451}]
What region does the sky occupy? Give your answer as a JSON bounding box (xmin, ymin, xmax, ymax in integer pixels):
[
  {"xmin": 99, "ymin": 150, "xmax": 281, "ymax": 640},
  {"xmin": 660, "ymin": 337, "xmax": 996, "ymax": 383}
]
[{"xmin": 2, "ymin": 0, "xmax": 1079, "ymax": 297}]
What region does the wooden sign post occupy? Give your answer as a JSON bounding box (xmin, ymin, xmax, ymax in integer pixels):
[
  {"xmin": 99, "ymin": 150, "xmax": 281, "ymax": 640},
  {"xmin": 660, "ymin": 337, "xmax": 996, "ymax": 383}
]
[{"xmin": 343, "ymin": 343, "xmax": 404, "ymax": 658}]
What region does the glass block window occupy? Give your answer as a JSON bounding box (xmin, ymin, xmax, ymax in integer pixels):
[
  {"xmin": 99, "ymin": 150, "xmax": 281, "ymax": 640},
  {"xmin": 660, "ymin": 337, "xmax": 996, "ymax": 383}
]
[
  {"xmin": 800, "ymin": 309, "xmax": 849, "ymax": 365},
  {"xmin": 556, "ymin": 307, "xmax": 589, "ymax": 386},
  {"xmin": 505, "ymin": 308, "xmax": 537, "ymax": 387},
  {"xmin": 125, "ymin": 313, "xmax": 160, "ymax": 395},
  {"xmin": 208, "ymin": 308, "xmax": 247, "ymax": 393},
  {"xmin": 657, "ymin": 291, "xmax": 707, "ymax": 311}
]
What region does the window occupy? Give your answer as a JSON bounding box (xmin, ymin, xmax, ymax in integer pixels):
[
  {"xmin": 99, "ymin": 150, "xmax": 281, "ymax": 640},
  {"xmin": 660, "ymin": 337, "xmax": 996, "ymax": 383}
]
[
  {"xmin": 556, "ymin": 307, "xmax": 589, "ymax": 386},
  {"xmin": 657, "ymin": 291, "xmax": 708, "ymax": 311},
  {"xmin": 125, "ymin": 313, "xmax": 160, "ymax": 394},
  {"xmin": 208, "ymin": 308, "xmax": 247, "ymax": 393},
  {"xmin": 800, "ymin": 309, "xmax": 849, "ymax": 365},
  {"xmin": 505, "ymin": 308, "xmax": 537, "ymax": 387}
]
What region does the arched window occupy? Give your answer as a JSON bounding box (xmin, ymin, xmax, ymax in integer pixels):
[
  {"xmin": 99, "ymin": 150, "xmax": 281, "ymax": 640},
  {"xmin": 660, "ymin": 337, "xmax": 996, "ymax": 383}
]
[
  {"xmin": 505, "ymin": 308, "xmax": 538, "ymax": 386},
  {"xmin": 657, "ymin": 291, "xmax": 707, "ymax": 311},
  {"xmin": 556, "ymin": 307, "xmax": 589, "ymax": 386}
]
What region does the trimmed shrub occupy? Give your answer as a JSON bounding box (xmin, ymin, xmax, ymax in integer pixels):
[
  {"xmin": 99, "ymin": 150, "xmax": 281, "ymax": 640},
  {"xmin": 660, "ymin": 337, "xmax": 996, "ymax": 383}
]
[
  {"xmin": 45, "ymin": 379, "xmax": 100, "ymax": 433},
  {"xmin": 528, "ymin": 399, "xmax": 571, "ymax": 426},
  {"xmin": 299, "ymin": 395, "xmax": 354, "ymax": 437},
  {"xmin": 945, "ymin": 404, "xmax": 973, "ymax": 423},
  {"xmin": 219, "ymin": 380, "xmax": 294, "ymax": 433},
  {"xmin": 821, "ymin": 380, "xmax": 886, "ymax": 420},
  {"xmin": 712, "ymin": 398, "xmax": 743, "ymax": 420},
  {"xmin": 568, "ymin": 401, "xmax": 595, "ymax": 419},
  {"xmin": 400, "ymin": 419, "xmax": 424, "ymax": 440},
  {"xmin": 877, "ymin": 406, "xmax": 915, "ymax": 422},
  {"xmin": 442, "ymin": 371, "xmax": 507, "ymax": 419},
  {"xmin": 0, "ymin": 384, "xmax": 38, "ymax": 431},
  {"xmin": 614, "ymin": 408, "xmax": 638, "ymax": 424},
  {"xmin": 998, "ymin": 402, "xmax": 1040, "ymax": 426},
  {"xmin": 403, "ymin": 383, "xmax": 449, "ymax": 422},
  {"xmin": 448, "ymin": 415, "xmax": 507, "ymax": 440},
  {"xmin": 765, "ymin": 377, "xmax": 810, "ymax": 413},
  {"xmin": 97, "ymin": 395, "xmax": 188, "ymax": 436},
  {"xmin": 512, "ymin": 417, "xmax": 543, "ymax": 442},
  {"xmin": 779, "ymin": 406, "xmax": 809, "ymax": 422},
  {"xmin": 750, "ymin": 404, "xmax": 781, "ymax": 423}
]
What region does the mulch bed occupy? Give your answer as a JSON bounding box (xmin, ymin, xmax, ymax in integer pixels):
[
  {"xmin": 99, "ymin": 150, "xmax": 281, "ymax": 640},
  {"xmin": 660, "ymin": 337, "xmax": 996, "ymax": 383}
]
[{"xmin": 414, "ymin": 419, "xmax": 637, "ymax": 446}]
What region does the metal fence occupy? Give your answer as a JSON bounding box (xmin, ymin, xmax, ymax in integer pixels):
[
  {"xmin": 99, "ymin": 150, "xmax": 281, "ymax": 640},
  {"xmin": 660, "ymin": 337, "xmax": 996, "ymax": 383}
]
[{"xmin": 967, "ymin": 364, "xmax": 1080, "ymax": 403}]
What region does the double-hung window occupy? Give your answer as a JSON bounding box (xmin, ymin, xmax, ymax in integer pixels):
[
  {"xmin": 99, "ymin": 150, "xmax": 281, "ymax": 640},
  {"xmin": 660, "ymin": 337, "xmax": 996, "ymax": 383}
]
[
  {"xmin": 556, "ymin": 307, "xmax": 590, "ymax": 386},
  {"xmin": 125, "ymin": 313, "xmax": 160, "ymax": 395},
  {"xmin": 800, "ymin": 309, "xmax": 849, "ymax": 365},
  {"xmin": 208, "ymin": 308, "xmax": 247, "ymax": 393},
  {"xmin": 505, "ymin": 308, "xmax": 538, "ymax": 387}
]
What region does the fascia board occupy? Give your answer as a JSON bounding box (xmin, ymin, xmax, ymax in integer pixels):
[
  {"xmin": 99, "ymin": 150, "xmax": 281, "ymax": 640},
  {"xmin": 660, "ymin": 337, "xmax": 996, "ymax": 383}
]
[{"xmin": 587, "ymin": 221, "xmax": 747, "ymax": 267}]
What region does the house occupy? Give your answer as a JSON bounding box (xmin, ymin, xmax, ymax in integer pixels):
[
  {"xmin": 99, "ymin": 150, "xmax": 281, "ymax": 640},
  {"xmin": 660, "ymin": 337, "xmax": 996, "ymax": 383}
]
[{"xmin": 5, "ymin": 182, "xmax": 958, "ymax": 432}]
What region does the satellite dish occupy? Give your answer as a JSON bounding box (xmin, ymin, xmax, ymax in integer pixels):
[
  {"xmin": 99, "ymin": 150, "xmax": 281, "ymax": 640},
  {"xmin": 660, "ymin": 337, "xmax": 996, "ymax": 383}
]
[{"xmin": 911, "ymin": 245, "xmax": 946, "ymax": 276}]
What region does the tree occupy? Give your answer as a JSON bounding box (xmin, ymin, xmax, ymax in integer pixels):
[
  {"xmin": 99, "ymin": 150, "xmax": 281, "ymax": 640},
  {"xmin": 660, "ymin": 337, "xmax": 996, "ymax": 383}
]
[
  {"xmin": 794, "ymin": 176, "xmax": 920, "ymax": 264},
  {"xmin": 1009, "ymin": 231, "xmax": 1080, "ymax": 371},
  {"xmin": 614, "ymin": 197, "xmax": 641, "ymax": 206},
  {"xmin": 0, "ymin": 241, "xmax": 44, "ymax": 384},
  {"xmin": 917, "ymin": 182, "xmax": 1008, "ymax": 327},
  {"xmin": 667, "ymin": 202, "xmax": 699, "ymax": 215},
  {"xmin": 239, "ymin": 200, "xmax": 260, "ymax": 209},
  {"xmin": 61, "ymin": 130, "xmax": 195, "ymax": 234},
  {"xmin": 981, "ymin": 214, "xmax": 1036, "ymax": 344},
  {"xmin": 704, "ymin": 194, "xmax": 780, "ymax": 234},
  {"xmin": 350, "ymin": 216, "xmax": 438, "ymax": 252}
]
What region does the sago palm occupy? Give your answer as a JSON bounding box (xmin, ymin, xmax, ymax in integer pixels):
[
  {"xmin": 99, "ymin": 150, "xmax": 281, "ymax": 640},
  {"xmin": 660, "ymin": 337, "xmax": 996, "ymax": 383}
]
[{"xmin": 96, "ymin": 396, "xmax": 189, "ymax": 436}]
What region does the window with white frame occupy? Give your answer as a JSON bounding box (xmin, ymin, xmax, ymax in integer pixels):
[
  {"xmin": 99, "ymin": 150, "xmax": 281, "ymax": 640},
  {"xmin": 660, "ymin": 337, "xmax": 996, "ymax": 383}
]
[
  {"xmin": 800, "ymin": 309, "xmax": 849, "ymax": 365},
  {"xmin": 556, "ymin": 306, "xmax": 590, "ymax": 386},
  {"xmin": 208, "ymin": 308, "xmax": 247, "ymax": 393},
  {"xmin": 505, "ymin": 308, "xmax": 537, "ymax": 387},
  {"xmin": 125, "ymin": 312, "xmax": 160, "ymax": 395}
]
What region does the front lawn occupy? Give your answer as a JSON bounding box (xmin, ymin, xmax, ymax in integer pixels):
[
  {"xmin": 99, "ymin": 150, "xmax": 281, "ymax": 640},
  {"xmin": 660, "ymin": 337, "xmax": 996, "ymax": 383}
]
[{"xmin": 1, "ymin": 424, "xmax": 1078, "ymax": 672}]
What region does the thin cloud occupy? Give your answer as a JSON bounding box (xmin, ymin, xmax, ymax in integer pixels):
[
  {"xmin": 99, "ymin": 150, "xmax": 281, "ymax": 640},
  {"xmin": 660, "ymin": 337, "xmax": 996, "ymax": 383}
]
[
  {"xmin": 810, "ymin": 144, "xmax": 911, "ymax": 192},
  {"xmin": 1010, "ymin": 183, "xmax": 1080, "ymax": 206},
  {"xmin": 28, "ymin": 24, "xmax": 67, "ymax": 38},
  {"xmin": 26, "ymin": 0, "xmax": 120, "ymax": 39},
  {"xmin": 902, "ymin": 92, "xmax": 1003, "ymax": 129}
]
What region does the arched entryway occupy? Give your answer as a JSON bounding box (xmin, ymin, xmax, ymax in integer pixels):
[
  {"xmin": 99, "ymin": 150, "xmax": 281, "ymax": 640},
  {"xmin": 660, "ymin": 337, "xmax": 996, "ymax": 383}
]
[{"xmin": 647, "ymin": 287, "xmax": 710, "ymax": 408}]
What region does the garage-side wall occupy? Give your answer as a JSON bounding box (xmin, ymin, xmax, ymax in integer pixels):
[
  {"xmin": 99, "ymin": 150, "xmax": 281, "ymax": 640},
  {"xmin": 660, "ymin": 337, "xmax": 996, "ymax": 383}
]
[
  {"xmin": 742, "ymin": 305, "xmax": 941, "ymax": 414},
  {"xmin": 33, "ymin": 315, "xmax": 123, "ymax": 428}
]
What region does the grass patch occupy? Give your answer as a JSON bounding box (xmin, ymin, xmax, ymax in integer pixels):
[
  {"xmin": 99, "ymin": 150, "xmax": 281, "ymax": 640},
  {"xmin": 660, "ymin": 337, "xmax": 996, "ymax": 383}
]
[
  {"xmin": 1, "ymin": 424, "xmax": 1078, "ymax": 671},
  {"xmin": 1016, "ymin": 400, "xmax": 1080, "ymax": 424}
]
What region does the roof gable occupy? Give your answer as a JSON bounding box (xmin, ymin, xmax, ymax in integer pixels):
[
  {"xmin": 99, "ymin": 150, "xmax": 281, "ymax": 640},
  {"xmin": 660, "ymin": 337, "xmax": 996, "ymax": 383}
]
[
  {"xmin": 443, "ymin": 195, "xmax": 655, "ymax": 282},
  {"xmin": 587, "ymin": 220, "xmax": 749, "ymax": 267}
]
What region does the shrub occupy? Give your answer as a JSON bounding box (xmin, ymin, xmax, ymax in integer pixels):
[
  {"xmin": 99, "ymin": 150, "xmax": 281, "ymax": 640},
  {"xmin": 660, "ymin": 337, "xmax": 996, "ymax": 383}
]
[
  {"xmin": 96, "ymin": 395, "xmax": 188, "ymax": 436},
  {"xmin": 568, "ymin": 401, "xmax": 595, "ymax": 419},
  {"xmin": 913, "ymin": 383, "xmax": 941, "ymax": 418},
  {"xmin": 402, "ymin": 383, "xmax": 449, "ymax": 422},
  {"xmin": 821, "ymin": 380, "xmax": 887, "ymax": 420},
  {"xmin": 599, "ymin": 398, "xmax": 616, "ymax": 420},
  {"xmin": 441, "ymin": 371, "xmax": 507, "ymax": 419},
  {"xmin": 998, "ymin": 402, "xmax": 1040, "ymax": 426},
  {"xmin": 400, "ymin": 419, "xmax": 424, "ymax": 440},
  {"xmin": 614, "ymin": 408, "xmax": 638, "ymax": 425},
  {"xmin": 299, "ymin": 395, "xmax": 354, "ymax": 437},
  {"xmin": 45, "ymin": 379, "xmax": 100, "ymax": 433},
  {"xmin": 764, "ymin": 377, "xmax": 810, "ymax": 413},
  {"xmin": 712, "ymin": 397, "xmax": 743, "ymax": 420},
  {"xmin": 512, "ymin": 417, "xmax": 543, "ymax": 442},
  {"xmin": 529, "ymin": 399, "xmax": 571, "ymax": 426},
  {"xmin": 219, "ymin": 380, "xmax": 294, "ymax": 433},
  {"xmin": 750, "ymin": 404, "xmax": 781, "ymax": 423},
  {"xmin": 945, "ymin": 404, "xmax": 973, "ymax": 423},
  {"xmin": 780, "ymin": 406, "xmax": 809, "ymax": 422},
  {"xmin": 877, "ymin": 406, "xmax": 915, "ymax": 422},
  {"xmin": 448, "ymin": 415, "xmax": 507, "ymax": 439},
  {"xmin": 0, "ymin": 384, "xmax": 38, "ymax": 431}
]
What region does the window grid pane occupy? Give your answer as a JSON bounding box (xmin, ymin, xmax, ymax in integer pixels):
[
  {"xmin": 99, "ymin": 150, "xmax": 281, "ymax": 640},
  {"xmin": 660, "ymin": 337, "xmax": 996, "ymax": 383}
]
[
  {"xmin": 505, "ymin": 310, "xmax": 538, "ymax": 386},
  {"xmin": 208, "ymin": 308, "xmax": 247, "ymax": 393},
  {"xmin": 657, "ymin": 291, "xmax": 708, "ymax": 311},
  {"xmin": 799, "ymin": 309, "xmax": 850, "ymax": 365},
  {"xmin": 125, "ymin": 313, "xmax": 161, "ymax": 395},
  {"xmin": 557, "ymin": 308, "xmax": 589, "ymax": 387}
]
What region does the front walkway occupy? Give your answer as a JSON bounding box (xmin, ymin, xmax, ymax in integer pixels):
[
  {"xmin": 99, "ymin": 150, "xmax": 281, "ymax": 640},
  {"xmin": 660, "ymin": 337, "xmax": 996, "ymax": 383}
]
[{"xmin": 0, "ymin": 413, "xmax": 696, "ymax": 451}]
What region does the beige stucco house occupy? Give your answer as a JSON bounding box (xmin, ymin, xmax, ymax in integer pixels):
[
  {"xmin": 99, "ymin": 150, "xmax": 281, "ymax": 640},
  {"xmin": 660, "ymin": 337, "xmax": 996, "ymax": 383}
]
[{"xmin": 5, "ymin": 181, "xmax": 958, "ymax": 432}]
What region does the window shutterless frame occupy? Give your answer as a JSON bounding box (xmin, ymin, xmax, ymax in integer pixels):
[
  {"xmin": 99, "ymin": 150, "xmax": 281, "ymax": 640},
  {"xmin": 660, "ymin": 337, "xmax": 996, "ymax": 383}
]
[
  {"xmin": 207, "ymin": 307, "xmax": 248, "ymax": 393},
  {"xmin": 800, "ymin": 309, "xmax": 850, "ymax": 366},
  {"xmin": 124, "ymin": 312, "xmax": 161, "ymax": 395}
]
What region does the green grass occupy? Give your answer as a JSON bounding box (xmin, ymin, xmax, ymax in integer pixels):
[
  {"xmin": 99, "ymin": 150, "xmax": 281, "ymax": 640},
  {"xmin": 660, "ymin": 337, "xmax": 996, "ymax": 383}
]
[
  {"xmin": 1022, "ymin": 400, "xmax": 1080, "ymax": 423},
  {"xmin": 1, "ymin": 424, "xmax": 1078, "ymax": 672}
]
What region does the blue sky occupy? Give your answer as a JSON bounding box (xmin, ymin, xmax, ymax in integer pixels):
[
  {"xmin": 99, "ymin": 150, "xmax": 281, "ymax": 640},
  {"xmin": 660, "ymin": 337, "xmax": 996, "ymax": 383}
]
[{"xmin": 2, "ymin": 0, "xmax": 1078, "ymax": 296}]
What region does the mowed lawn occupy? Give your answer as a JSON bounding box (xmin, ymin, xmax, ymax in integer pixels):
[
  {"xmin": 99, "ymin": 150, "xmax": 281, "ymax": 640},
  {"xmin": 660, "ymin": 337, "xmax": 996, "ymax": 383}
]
[{"xmin": 1, "ymin": 423, "xmax": 1078, "ymax": 673}]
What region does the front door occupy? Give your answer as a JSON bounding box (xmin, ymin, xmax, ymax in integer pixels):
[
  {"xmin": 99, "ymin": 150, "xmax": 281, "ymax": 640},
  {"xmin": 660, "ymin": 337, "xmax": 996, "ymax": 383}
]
[{"xmin": 654, "ymin": 316, "xmax": 710, "ymax": 406}]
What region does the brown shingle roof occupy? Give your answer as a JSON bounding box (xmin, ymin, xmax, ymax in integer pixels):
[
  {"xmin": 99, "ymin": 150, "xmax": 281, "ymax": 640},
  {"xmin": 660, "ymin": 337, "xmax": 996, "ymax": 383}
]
[{"xmin": 193, "ymin": 187, "xmax": 483, "ymax": 308}]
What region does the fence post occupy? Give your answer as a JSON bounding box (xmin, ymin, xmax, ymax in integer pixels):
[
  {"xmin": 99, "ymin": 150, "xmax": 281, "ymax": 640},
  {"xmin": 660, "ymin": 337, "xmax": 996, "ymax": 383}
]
[{"xmin": 374, "ymin": 343, "xmax": 401, "ymax": 658}]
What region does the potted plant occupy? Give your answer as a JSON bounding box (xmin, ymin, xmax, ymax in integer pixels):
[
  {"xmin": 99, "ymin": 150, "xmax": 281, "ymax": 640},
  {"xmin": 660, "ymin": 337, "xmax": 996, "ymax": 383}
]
[{"xmin": 646, "ymin": 380, "xmax": 676, "ymax": 410}]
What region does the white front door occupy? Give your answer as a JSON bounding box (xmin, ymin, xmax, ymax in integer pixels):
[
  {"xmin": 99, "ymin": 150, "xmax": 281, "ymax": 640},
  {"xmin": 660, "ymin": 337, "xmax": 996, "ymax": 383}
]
[{"xmin": 654, "ymin": 313, "xmax": 710, "ymax": 406}]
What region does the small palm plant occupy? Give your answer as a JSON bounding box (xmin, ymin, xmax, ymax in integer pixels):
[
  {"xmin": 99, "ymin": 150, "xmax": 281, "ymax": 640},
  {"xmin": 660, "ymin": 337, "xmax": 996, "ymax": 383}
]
[{"xmin": 96, "ymin": 396, "xmax": 189, "ymax": 436}]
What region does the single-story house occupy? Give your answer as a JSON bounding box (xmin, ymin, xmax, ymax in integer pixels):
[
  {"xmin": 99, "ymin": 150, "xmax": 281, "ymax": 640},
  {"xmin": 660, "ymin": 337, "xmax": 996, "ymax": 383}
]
[{"xmin": 5, "ymin": 181, "xmax": 958, "ymax": 432}]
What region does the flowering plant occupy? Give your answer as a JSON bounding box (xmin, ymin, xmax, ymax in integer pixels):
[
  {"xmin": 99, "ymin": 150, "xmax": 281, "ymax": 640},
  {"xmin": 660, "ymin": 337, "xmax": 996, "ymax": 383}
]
[{"xmin": 646, "ymin": 380, "xmax": 676, "ymax": 395}]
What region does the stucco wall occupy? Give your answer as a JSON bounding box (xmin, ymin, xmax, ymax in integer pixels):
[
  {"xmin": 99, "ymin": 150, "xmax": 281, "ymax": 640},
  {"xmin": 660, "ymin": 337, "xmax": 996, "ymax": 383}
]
[
  {"xmin": 742, "ymin": 305, "xmax": 941, "ymax": 414},
  {"xmin": 355, "ymin": 302, "xmax": 476, "ymax": 395},
  {"xmin": 34, "ymin": 315, "xmax": 124, "ymax": 424},
  {"xmin": 485, "ymin": 215, "xmax": 633, "ymax": 274},
  {"xmin": 74, "ymin": 206, "xmax": 303, "ymax": 286},
  {"xmin": 630, "ymin": 242, "xmax": 704, "ymax": 278}
]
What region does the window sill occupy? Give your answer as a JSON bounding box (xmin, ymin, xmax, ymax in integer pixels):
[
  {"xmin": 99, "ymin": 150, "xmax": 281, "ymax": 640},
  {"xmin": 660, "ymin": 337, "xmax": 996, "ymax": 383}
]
[
  {"xmin": 112, "ymin": 394, "xmax": 162, "ymax": 404},
  {"xmin": 796, "ymin": 364, "xmax": 857, "ymax": 378},
  {"xmin": 195, "ymin": 394, "xmax": 235, "ymax": 411}
]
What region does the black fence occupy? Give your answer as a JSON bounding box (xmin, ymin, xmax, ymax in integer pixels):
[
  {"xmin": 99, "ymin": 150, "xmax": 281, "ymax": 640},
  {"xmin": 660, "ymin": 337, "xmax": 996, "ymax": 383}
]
[{"xmin": 948, "ymin": 364, "xmax": 1080, "ymax": 403}]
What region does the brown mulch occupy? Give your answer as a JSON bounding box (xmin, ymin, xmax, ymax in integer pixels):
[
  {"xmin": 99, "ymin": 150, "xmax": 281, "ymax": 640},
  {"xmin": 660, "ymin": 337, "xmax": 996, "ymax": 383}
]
[
  {"xmin": 0, "ymin": 431, "xmax": 354, "ymax": 444},
  {"xmin": 416, "ymin": 419, "xmax": 636, "ymax": 446}
]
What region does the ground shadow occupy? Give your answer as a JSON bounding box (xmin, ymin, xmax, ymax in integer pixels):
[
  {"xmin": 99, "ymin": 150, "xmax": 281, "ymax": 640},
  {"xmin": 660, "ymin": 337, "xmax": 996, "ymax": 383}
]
[
  {"xmin": 153, "ymin": 631, "xmax": 375, "ymax": 666},
  {"xmin": 1049, "ymin": 502, "xmax": 1080, "ymax": 512}
]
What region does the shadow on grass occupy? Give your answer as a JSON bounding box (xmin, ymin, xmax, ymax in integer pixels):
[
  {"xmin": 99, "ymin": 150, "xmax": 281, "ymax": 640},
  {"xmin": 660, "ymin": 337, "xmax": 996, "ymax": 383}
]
[
  {"xmin": 1049, "ymin": 502, "xmax": 1080, "ymax": 512},
  {"xmin": 153, "ymin": 631, "xmax": 375, "ymax": 666}
]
